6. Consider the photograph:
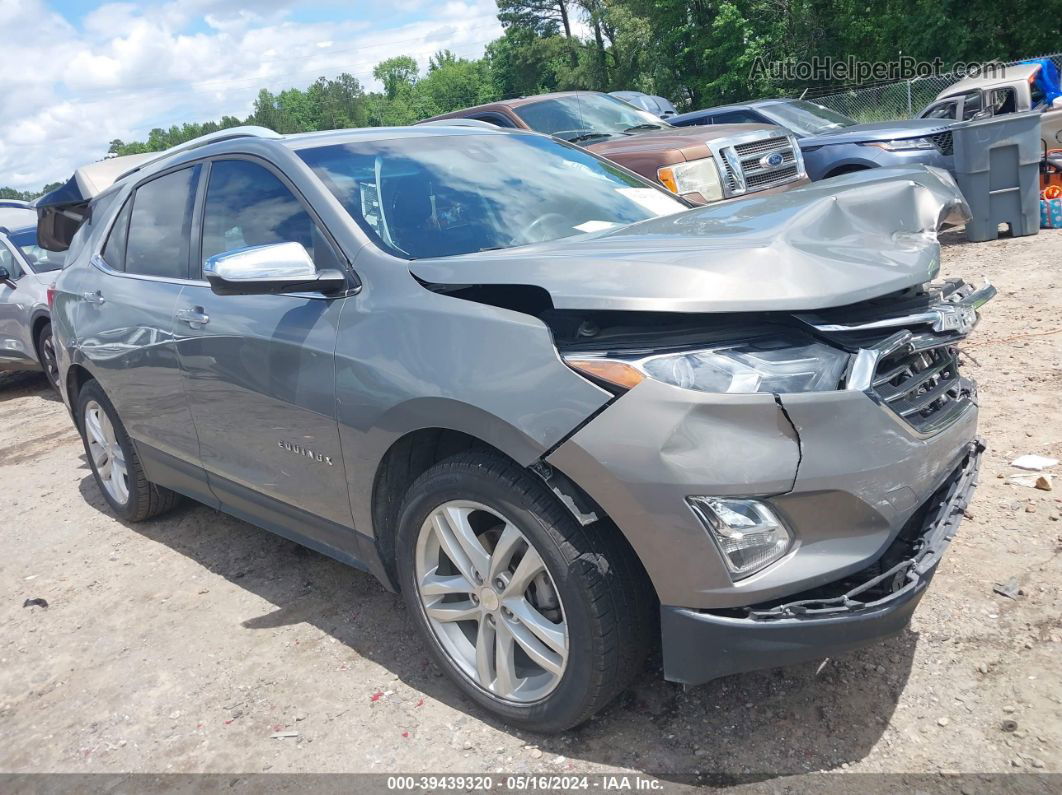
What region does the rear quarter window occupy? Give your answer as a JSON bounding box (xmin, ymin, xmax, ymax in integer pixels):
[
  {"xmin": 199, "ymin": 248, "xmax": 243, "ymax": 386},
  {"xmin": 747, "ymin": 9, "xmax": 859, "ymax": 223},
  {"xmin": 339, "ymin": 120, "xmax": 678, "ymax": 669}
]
[{"xmin": 101, "ymin": 197, "xmax": 132, "ymax": 272}]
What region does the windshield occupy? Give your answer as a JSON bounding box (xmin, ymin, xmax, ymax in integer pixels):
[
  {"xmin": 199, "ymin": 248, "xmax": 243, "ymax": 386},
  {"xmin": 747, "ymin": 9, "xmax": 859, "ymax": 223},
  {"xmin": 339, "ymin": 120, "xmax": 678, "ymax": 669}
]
[
  {"xmin": 9, "ymin": 228, "xmax": 65, "ymax": 272},
  {"xmin": 297, "ymin": 132, "xmax": 686, "ymax": 259},
  {"xmin": 762, "ymin": 100, "xmax": 858, "ymax": 136},
  {"xmin": 512, "ymin": 94, "xmax": 668, "ymax": 142}
]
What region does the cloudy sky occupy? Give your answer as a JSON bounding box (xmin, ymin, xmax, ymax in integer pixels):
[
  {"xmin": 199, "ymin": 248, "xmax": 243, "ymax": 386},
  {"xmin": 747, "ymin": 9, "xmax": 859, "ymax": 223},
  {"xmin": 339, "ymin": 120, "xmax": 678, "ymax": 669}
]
[{"xmin": 0, "ymin": 0, "xmax": 504, "ymax": 190}]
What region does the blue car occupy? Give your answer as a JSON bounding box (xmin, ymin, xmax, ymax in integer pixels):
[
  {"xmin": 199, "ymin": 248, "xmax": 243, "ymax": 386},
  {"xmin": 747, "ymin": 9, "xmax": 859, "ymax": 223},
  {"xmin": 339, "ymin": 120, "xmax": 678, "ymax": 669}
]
[{"xmin": 671, "ymin": 98, "xmax": 960, "ymax": 181}]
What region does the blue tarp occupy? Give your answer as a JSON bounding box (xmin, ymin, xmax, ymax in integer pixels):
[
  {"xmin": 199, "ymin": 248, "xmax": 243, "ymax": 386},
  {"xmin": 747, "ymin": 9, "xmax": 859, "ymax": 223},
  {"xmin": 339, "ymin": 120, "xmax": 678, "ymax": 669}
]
[{"xmin": 1021, "ymin": 58, "xmax": 1062, "ymax": 107}]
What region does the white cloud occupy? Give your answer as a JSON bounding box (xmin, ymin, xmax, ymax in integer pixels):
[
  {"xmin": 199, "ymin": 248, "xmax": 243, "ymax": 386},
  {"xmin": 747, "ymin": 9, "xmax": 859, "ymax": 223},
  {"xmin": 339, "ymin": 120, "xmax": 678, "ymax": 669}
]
[{"xmin": 0, "ymin": 0, "xmax": 503, "ymax": 190}]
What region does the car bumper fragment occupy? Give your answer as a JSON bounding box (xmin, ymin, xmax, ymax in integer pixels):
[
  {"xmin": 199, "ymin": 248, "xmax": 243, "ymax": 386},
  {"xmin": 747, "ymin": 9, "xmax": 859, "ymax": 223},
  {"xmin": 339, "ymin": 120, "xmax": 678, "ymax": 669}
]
[{"xmin": 660, "ymin": 439, "xmax": 983, "ymax": 685}]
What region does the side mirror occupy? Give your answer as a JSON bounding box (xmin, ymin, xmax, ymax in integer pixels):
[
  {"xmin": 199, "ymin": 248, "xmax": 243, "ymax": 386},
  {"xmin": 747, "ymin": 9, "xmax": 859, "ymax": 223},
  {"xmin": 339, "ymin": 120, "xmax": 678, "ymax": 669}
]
[
  {"xmin": 204, "ymin": 242, "xmax": 347, "ymax": 297},
  {"xmin": 0, "ymin": 266, "xmax": 15, "ymax": 288}
]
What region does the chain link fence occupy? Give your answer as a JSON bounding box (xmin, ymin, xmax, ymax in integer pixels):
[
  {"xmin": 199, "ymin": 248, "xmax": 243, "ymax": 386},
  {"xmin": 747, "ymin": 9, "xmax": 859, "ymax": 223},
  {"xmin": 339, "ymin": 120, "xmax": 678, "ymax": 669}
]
[{"xmin": 808, "ymin": 53, "xmax": 1062, "ymax": 122}]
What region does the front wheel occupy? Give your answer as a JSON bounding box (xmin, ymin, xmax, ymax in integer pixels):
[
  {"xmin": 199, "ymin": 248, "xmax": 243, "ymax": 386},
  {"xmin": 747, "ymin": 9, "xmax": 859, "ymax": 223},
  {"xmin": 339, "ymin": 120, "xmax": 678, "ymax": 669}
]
[{"xmin": 396, "ymin": 452, "xmax": 653, "ymax": 732}]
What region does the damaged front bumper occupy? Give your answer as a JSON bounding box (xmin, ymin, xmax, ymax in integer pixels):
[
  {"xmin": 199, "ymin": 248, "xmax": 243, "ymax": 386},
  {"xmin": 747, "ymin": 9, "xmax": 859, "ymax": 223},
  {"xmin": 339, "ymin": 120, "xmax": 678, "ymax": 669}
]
[{"xmin": 660, "ymin": 440, "xmax": 983, "ymax": 685}]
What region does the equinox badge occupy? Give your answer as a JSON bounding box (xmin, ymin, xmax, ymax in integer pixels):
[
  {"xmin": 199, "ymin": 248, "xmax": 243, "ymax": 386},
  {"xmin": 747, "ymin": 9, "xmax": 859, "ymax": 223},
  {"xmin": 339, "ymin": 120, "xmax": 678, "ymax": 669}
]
[{"xmin": 278, "ymin": 440, "xmax": 334, "ymax": 466}]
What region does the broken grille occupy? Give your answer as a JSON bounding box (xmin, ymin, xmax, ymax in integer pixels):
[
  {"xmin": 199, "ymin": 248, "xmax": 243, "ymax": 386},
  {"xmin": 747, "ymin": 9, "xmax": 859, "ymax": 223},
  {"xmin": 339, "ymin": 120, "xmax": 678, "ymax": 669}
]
[{"xmin": 871, "ymin": 342, "xmax": 968, "ymax": 432}]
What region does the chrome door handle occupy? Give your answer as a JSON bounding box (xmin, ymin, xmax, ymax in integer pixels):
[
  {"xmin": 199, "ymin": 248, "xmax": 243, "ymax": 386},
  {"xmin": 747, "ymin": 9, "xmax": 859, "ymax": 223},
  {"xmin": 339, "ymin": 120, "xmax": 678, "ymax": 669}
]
[
  {"xmin": 176, "ymin": 307, "xmax": 210, "ymax": 327},
  {"xmin": 81, "ymin": 290, "xmax": 105, "ymax": 305}
]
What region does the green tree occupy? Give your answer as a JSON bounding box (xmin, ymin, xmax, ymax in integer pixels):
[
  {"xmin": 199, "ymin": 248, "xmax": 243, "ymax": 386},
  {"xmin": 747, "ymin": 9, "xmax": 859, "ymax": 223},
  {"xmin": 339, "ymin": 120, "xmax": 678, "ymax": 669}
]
[
  {"xmin": 373, "ymin": 55, "xmax": 419, "ymax": 99},
  {"xmin": 497, "ymin": 0, "xmax": 575, "ymax": 37}
]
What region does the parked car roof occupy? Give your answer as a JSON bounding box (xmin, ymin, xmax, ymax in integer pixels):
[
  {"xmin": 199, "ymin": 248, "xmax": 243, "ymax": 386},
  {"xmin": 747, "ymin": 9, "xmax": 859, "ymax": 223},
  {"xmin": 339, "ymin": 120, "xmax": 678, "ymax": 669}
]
[
  {"xmin": 936, "ymin": 63, "xmax": 1040, "ymax": 99},
  {"xmin": 608, "ymin": 91, "xmax": 678, "ymax": 118},
  {"xmin": 0, "ymin": 205, "xmax": 37, "ymax": 230}
]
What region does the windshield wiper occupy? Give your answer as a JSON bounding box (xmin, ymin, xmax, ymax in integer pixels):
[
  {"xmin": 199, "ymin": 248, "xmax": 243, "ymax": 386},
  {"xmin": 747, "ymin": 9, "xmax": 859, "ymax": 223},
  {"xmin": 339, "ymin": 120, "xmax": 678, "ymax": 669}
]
[
  {"xmin": 565, "ymin": 132, "xmax": 614, "ymax": 144},
  {"xmin": 623, "ymin": 123, "xmax": 664, "ymax": 133}
]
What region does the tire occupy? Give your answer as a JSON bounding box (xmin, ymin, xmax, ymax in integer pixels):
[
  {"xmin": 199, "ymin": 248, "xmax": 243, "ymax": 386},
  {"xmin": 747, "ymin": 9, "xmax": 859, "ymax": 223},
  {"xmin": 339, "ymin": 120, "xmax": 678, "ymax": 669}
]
[
  {"xmin": 76, "ymin": 379, "xmax": 181, "ymax": 522},
  {"xmin": 396, "ymin": 451, "xmax": 653, "ymax": 732},
  {"xmin": 35, "ymin": 322, "xmax": 60, "ymax": 392}
]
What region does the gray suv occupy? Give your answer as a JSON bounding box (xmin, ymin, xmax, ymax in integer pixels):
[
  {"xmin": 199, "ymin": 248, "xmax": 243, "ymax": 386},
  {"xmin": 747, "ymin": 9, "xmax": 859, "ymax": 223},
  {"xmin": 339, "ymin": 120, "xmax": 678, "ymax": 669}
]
[{"xmin": 48, "ymin": 125, "xmax": 988, "ymax": 732}]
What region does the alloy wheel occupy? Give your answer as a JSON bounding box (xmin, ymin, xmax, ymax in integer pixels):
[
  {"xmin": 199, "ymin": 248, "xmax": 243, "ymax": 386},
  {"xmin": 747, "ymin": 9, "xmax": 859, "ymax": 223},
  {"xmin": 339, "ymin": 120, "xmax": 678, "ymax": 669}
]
[
  {"xmin": 84, "ymin": 400, "xmax": 129, "ymax": 505},
  {"xmin": 414, "ymin": 500, "xmax": 569, "ymax": 703}
]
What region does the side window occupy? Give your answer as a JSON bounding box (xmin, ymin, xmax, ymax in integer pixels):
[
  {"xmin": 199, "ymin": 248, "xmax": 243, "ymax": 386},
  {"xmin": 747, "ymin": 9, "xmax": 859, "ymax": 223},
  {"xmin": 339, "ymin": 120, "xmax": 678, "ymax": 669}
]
[
  {"xmin": 1030, "ymin": 80, "xmax": 1046, "ymax": 107},
  {"xmin": 923, "ymin": 100, "xmax": 958, "ymax": 120},
  {"xmin": 988, "ymin": 87, "xmax": 1016, "ymax": 115},
  {"xmin": 201, "ymin": 159, "xmax": 329, "ymax": 270},
  {"xmin": 712, "ymin": 110, "xmax": 763, "ymax": 124},
  {"xmin": 0, "ymin": 242, "xmax": 20, "ymax": 279},
  {"xmin": 960, "ymin": 91, "xmax": 984, "ymax": 120},
  {"xmin": 472, "ymin": 113, "xmax": 515, "ymax": 128},
  {"xmin": 101, "ymin": 197, "xmax": 132, "ymax": 271},
  {"xmin": 125, "ymin": 167, "xmax": 198, "ymax": 279}
]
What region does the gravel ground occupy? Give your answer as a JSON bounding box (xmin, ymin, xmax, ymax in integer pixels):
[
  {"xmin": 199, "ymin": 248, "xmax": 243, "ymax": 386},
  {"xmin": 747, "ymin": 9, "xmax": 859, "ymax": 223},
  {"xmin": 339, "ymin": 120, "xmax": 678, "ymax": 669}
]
[{"xmin": 0, "ymin": 229, "xmax": 1060, "ymax": 783}]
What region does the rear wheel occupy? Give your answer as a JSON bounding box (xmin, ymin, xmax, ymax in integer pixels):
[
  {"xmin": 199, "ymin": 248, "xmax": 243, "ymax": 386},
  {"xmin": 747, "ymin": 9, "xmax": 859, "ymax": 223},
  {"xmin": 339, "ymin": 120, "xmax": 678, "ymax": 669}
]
[
  {"xmin": 396, "ymin": 452, "xmax": 653, "ymax": 732},
  {"xmin": 35, "ymin": 322, "xmax": 59, "ymax": 392},
  {"xmin": 77, "ymin": 379, "xmax": 180, "ymax": 522}
]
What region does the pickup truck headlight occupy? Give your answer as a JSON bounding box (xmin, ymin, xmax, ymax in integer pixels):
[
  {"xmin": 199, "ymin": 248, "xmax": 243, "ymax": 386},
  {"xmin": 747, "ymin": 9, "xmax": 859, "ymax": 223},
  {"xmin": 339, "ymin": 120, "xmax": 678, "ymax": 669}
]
[
  {"xmin": 657, "ymin": 158, "xmax": 724, "ymax": 202},
  {"xmin": 564, "ymin": 336, "xmax": 849, "ymax": 395},
  {"xmin": 866, "ymin": 137, "xmax": 937, "ymax": 151}
]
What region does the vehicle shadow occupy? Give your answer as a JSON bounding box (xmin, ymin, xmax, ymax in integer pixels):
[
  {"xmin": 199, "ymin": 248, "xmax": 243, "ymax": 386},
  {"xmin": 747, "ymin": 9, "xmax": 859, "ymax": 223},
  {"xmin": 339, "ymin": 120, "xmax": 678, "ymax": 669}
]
[
  {"xmin": 76, "ymin": 473, "xmax": 911, "ymax": 782},
  {"xmin": 0, "ymin": 371, "xmax": 60, "ymax": 402}
]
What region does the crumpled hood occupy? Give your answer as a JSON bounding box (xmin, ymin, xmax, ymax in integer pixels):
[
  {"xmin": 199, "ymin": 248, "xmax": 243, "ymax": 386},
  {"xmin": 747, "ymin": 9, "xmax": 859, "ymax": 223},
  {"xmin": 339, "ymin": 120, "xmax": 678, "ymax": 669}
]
[
  {"xmin": 801, "ymin": 118, "xmax": 959, "ymax": 147},
  {"xmin": 409, "ymin": 166, "xmax": 970, "ymax": 314}
]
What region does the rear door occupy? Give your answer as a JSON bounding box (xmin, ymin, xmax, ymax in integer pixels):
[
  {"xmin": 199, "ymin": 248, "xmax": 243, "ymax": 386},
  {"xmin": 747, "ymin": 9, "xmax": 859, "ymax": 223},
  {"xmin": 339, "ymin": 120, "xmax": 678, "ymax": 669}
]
[
  {"xmin": 77, "ymin": 165, "xmax": 214, "ymax": 504},
  {"xmin": 174, "ymin": 157, "xmax": 351, "ymax": 529}
]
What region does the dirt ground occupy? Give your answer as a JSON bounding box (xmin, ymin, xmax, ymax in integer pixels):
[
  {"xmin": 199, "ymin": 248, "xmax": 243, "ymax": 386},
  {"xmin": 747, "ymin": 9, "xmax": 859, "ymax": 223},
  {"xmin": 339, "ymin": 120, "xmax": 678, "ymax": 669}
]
[{"xmin": 1, "ymin": 229, "xmax": 1060, "ymax": 784}]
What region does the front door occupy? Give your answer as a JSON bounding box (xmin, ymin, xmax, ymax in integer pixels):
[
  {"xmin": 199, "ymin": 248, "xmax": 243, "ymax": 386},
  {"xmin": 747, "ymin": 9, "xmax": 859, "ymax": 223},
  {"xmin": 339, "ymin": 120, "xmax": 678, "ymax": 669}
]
[
  {"xmin": 77, "ymin": 165, "xmax": 212, "ymax": 502},
  {"xmin": 0, "ymin": 241, "xmax": 35, "ymax": 368},
  {"xmin": 175, "ymin": 157, "xmax": 351, "ymax": 529}
]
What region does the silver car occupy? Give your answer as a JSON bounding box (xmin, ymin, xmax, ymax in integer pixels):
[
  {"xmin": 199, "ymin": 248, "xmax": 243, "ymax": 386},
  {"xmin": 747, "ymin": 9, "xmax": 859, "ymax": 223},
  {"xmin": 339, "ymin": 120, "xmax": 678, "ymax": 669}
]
[
  {"xmin": 0, "ymin": 202, "xmax": 63, "ymax": 389},
  {"xmin": 48, "ymin": 125, "xmax": 988, "ymax": 732}
]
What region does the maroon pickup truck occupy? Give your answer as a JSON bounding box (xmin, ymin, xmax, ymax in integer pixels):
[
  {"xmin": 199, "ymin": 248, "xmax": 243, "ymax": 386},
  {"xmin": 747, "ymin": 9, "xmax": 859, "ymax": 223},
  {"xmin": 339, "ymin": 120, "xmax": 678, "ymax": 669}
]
[{"xmin": 423, "ymin": 91, "xmax": 810, "ymax": 205}]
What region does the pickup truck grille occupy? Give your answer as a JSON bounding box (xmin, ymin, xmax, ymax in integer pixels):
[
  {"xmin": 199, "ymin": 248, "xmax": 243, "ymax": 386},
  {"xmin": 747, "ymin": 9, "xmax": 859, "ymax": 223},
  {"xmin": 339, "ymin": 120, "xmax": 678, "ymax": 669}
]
[
  {"xmin": 929, "ymin": 131, "xmax": 954, "ymax": 156},
  {"xmin": 871, "ymin": 342, "xmax": 970, "ymax": 433},
  {"xmin": 711, "ymin": 131, "xmax": 805, "ymax": 198},
  {"xmin": 733, "ymin": 136, "xmax": 790, "ymax": 157}
]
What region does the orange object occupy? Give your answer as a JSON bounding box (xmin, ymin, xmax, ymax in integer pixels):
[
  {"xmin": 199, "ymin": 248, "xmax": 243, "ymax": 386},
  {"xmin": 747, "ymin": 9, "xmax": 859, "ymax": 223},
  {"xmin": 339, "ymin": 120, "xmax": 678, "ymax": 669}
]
[{"xmin": 1044, "ymin": 185, "xmax": 1062, "ymax": 200}]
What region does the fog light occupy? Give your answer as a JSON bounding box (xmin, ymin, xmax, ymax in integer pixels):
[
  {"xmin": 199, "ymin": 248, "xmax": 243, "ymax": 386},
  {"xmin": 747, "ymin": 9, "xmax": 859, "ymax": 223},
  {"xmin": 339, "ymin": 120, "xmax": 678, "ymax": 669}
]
[{"xmin": 687, "ymin": 497, "xmax": 792, "ymax": 579}]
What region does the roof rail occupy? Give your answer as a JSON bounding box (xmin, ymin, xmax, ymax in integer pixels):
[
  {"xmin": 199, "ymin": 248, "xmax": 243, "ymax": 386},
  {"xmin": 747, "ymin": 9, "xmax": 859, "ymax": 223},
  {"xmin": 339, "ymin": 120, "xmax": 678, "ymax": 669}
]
[
  {"xmin": 116, "ymin": 126, "xmax": 283, "ymax": 180},
  {"xmin": 415, "ymin": 118, "xmax": 500, "ymax": 130}
]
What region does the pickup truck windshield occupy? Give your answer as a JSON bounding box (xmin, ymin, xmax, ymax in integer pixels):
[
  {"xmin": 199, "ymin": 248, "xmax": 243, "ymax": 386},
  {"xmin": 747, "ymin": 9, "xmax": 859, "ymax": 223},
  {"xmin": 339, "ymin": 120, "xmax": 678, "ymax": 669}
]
[
  {"xmin": 512, "ymin": 94, "xmax": 667, "ymax": 142},
  {"xmin": 763, "ymin": 100, "xmax": 858, "ymax": 136},
  {"xmin": 297, "ymin": 132, "xmax": 686, "ymax": 259}
]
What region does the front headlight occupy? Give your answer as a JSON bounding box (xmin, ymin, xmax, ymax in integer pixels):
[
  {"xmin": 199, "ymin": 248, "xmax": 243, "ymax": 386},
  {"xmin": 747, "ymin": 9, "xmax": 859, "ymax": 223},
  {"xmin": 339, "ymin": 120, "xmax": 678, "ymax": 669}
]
[
  {"xmin": 866, "ymin": 137, "xmax": 937, "ymax": 151},
  {"xmin": 564, "ymin": 336, "xmax": 850, "ymax": 395},
  {"xmin": 657, "ymin": 158, "xmax": 724, "ymax": 201}
]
